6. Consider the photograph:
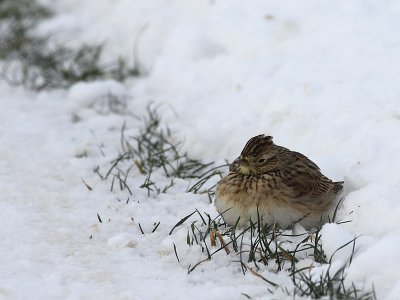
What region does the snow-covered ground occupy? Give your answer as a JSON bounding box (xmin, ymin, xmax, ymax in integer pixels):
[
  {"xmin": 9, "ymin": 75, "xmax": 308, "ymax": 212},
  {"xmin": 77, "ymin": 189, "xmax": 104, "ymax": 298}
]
[{"xmin": 2, "ymin": 0, "xmax": 400, "ymax": 299}]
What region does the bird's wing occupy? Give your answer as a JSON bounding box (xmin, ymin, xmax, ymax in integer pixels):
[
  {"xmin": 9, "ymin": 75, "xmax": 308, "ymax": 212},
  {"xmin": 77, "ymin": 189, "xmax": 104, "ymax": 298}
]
[{"xmin": 271, "ymin": 151, "xmax": 342, "ymax": 211}]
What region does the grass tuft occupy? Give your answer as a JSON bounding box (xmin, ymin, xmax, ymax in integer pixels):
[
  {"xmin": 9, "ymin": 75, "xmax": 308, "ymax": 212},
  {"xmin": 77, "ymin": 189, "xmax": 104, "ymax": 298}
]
[
  {"xmin": 97, "ymin": 104, "xmax": 228, "ymax": 198},
  {"xmin": 292, "ymin": 263, "xmax": 375, "ymax": 299},
  {"xmin": 169, "ymin": 209, "xmax": 376, "ymax": 299},
  {"xmin": 0, "ymin": 0, "xmax": 142, "ymax": 90}
]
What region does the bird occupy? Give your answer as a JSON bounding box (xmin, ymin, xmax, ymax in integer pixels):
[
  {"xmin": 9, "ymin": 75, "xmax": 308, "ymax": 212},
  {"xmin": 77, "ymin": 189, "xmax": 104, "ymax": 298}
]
[{"xmin": 215, "ymin": 134, "xmax": 343, "ymax": 229}]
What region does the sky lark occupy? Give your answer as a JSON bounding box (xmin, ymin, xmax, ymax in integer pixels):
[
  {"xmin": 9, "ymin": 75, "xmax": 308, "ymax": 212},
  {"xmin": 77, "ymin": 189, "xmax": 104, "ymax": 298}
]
[{"xmin": 215, "ymin": 134, "xmax": 343, "ymax": 229}]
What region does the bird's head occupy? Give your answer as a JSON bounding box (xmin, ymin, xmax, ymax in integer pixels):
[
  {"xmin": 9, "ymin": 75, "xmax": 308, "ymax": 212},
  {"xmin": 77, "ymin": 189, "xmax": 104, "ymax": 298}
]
[{"xmin": 229, "ymin": 134, "xmax": 280, "ymax": 175}]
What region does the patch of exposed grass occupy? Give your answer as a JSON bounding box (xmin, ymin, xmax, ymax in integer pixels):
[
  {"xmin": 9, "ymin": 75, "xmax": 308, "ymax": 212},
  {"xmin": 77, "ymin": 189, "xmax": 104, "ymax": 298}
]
[
  {"xmin": 170, "ymin": 210, "xmax": 313, "ymax": 274},
  {"xmin": 290, "ymin": 238, "xmax": 375, "ymax": 299},
  {"xmin": 0, "ymin": 0, "xmax": 51, "ymax": 59},
  {"xmin": 169, "ymin": 210, "xmax": 376, "ymax": 299},
  {"xmin": 292, "ymin": 262, "xmax": 375, "ymax": 299},
  {"xmin": 95, "ymin": 105, "xmax": 228, "ymax": 198},
  {"xmin": 0, "ymin": 0, "xmax": 141, "ymax": 90}
]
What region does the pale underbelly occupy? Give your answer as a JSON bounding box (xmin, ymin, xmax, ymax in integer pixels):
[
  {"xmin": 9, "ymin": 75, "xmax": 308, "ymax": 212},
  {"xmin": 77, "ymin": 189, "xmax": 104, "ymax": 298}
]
[{"xmin": 215, "ymin": 181, "xmax": 328, "ymax": 229}]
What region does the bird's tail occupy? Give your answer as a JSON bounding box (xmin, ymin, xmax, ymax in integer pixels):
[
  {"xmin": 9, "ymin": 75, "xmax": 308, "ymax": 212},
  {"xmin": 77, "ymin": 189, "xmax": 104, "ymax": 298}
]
[{"xmin": 333, "ymin": 181, "xmax": 344, "ymax": 195}]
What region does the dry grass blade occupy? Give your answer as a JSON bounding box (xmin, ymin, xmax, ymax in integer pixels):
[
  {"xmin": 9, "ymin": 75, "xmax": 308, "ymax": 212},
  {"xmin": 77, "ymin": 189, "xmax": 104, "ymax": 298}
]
[
  {"xmin": 245, "ymin": 264, "xmax": 278, "ymax": 287},
  {"xmin": 215, "ymin": 231, "xmax": 230, "ymax": 255}
]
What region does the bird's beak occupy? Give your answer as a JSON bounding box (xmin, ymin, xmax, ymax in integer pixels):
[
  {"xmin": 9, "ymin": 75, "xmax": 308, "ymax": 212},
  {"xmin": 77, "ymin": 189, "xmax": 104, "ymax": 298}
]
[{"xmin": 230, "ymin": 157, "xmax": 252, "ymax": 174}]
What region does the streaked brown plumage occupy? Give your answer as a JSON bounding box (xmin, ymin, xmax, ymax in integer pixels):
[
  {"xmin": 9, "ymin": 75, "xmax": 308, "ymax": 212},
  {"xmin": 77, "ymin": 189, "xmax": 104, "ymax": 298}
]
[{"xmin": 215, "ymin": 134, "xmax": 343, "ymax": 229}]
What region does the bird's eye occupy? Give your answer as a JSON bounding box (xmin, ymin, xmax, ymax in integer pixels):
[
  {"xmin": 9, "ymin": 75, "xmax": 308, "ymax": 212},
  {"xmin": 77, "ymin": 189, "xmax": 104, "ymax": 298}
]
[{"xmin": 258, "ymin": 158, "xmax": 267, "ymax": 164}]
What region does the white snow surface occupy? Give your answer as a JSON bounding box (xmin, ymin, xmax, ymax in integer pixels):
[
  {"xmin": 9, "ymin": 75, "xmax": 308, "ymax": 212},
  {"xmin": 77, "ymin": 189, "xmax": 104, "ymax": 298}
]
[{"xmin": 2, "ymin": 0, "xmax": 400, "ymax": 299}]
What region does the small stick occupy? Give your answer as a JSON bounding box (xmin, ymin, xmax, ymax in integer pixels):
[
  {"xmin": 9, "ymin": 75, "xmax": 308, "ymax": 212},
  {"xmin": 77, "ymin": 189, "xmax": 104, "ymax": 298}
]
[
  {"xmin": 210, "ymin": 230, "xmax": 217, "ymax": 247},
  {"xmin": 215, "ymin": 231, "xmax": 230, "ymax": 255}
]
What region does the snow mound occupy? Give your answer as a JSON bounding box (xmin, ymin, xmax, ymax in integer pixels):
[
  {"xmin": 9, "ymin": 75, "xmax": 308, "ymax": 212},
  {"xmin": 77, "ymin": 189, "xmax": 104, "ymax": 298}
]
[
  {"xmin": 320, "ymin": 223, "xmax": 355, "ymax": 262},
  {"xmin": 68, "ymin": 79, "xmax": 128, "ymax": 114}
]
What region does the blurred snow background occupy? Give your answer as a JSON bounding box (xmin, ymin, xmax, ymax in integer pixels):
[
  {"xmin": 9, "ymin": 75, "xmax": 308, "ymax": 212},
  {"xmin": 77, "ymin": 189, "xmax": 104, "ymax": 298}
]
[{"xmin": 1, "ymin": 0, "xmax": 400, "ymax": 299}]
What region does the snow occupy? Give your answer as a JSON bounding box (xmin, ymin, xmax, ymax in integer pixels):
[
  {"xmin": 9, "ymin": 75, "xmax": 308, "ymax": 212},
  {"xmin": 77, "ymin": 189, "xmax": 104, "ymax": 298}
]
[
  {"xmin": 2, "ymin": 0, "xmax": 400, "ymax": 299},
  {"xmin": 319, "ymin": 223, "xmax": 355, "ymax": 262},
  {"xmin": 68, "ymin": 80, "xmax": 128, "ymax": 114}
]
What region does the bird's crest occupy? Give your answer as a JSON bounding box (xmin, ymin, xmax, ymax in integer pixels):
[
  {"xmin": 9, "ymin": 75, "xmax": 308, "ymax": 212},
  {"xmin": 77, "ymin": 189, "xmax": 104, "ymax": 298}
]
[{"xmin": 241, "ymin": 134, "xmax": 273, "ymax": 157}]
